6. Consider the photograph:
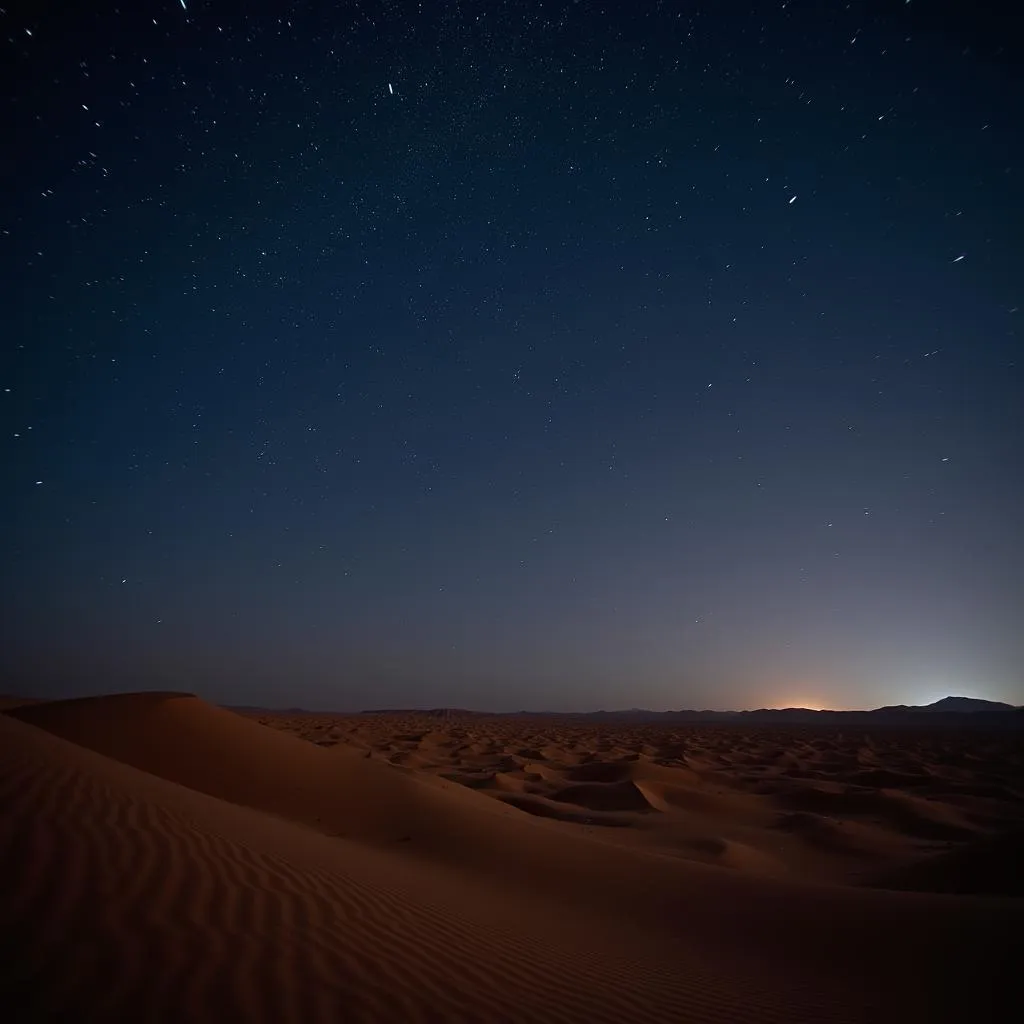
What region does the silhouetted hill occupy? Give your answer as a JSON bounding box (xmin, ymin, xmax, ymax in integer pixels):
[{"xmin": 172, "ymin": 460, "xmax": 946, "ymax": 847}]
[{"xmin": 912, "ymin": 696, "xmax": 1015, "ymax": 713}]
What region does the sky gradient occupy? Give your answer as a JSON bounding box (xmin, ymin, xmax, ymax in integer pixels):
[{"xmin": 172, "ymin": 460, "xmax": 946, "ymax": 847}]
[{"xmin": 3, "ymin": 1, "xmax": 1022, "ymax": 711}]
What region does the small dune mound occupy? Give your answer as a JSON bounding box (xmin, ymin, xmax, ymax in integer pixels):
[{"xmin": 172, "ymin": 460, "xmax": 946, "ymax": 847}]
[
  {"xmin": 492, "ymin": 772, "xmax": 533, "ymax": 794},
  {"xmin": 494, "ymin": 792, "xmax": 637, "ymax": 827},
  {"xmin": 680, "ymin": 836, "xmax": 783, "ymax": 874},
  {"xmin": 392, "ymin": 732, "xmax": 429, "ymax": 743},
  {"xmin": 863, "ymin": 789, "xmax": 982, "ymax": 842},
  {"xmin": 386, "ymin": 750, "xmax": 436, "ymax": 768},
  {"xmin": 772, "ymin": 780, "xmax": 865, "ymax": 814},
  {"xmin": 538, "ymin": 745, "xmax": 569, "ymax": 762},
  {"xmin": 563, "ymin": 761, "xmax": 633, "ymax": 783},
  {"xmin": 774, "ymin": 782, "xmax": 980, "ymax": 841},
  {"xmin": 521, "ymin": 762, "xmax": 567, "ymax": 783},
  {"xmin": 547, "ymin": 780, "xmax": 657, "ymax": 813},
  {"xmin": 776, "ymin": 810, "xmax": 835, "ymax": 832},
  {"xmin": 651, "ymin": 743, "xmax": 688, "ymax": 762},
  {"xmin": 633, "ymin": 780, "xmax": 750, "ymax": 818},
  {"xmin": 632, "ymin": 758, "xmax": 704, "ymax": 787},
  {"xmin": 416, "ymin": 730, "xmax": 456, "ymax": 747},
  {"xmin": 476, "ymin": 754, "xmax": 522, "ymax": 772},
  {"xmin": 864, "ymin": 830, "xmax": 1024, "ymax": 897},
  {"xmin": 774, "ymin": 811, "xmax": 899, "ymax": 858},
  {"xmin": 439, "ymin": 770, "xmax": 497, "ymax": 789},
  {"xmin": 848, "ymin": 768, "xmax": 932, "ymax": 790}
]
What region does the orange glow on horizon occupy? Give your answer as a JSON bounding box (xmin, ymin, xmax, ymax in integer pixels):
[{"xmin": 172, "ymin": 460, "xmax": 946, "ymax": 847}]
[{"xmin": 765, "ymin": 691, "xmax": 832, "ymax": 711}]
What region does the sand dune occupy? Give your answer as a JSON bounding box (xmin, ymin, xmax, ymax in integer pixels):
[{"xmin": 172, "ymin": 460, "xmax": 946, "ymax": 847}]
[
  {"xmin": 268, "ymin": 710, "xmax": 1023, "ymax": 886},
  {"xmin": 2, "ymin": 694, "xmax": 1020, "ymax": 1023}
]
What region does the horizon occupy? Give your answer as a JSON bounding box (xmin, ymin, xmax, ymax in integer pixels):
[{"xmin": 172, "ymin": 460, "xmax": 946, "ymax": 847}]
[
  {"xmin": 4, "ymin": 3, "xmax": 1022, "ymax": 713},
  {"xmin": 231, "ymin": 692, "xmax": 1022, "ymax": 715},
  {"xmin": 5, "ymin": 684, "xmax": 1017, "ymax": 717},
  {"xmin": 252, "ymin": 692, "xmax": 1016, "ymax": 715}
]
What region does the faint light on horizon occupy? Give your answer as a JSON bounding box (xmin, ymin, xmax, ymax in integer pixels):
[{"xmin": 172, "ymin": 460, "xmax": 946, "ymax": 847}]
[{"xmin": 767, "ymin": 693, "xmax": 829, "ymax": 711}]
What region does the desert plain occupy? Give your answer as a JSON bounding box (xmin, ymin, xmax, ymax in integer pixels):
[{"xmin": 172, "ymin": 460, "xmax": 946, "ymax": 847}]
[{"xmin": 2, "ymin": 691, "xmax": 1021, "ymax": 1023}]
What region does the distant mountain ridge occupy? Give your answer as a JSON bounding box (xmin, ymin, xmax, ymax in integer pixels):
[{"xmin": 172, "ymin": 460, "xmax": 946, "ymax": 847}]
[
  {"xmin": 351, "ymin": 696, "xmax": 1020, "ymax": 726},
  {"xmin": 221, "ymin": 695, "xmax": 1021, "ymax": 726},
  {"xmin": 872, "ymin": 696, "xmax": 1015, "ymax": 714}
]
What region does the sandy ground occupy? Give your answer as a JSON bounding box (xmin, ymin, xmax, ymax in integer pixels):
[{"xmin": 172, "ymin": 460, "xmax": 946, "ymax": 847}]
[{"xmin": 2, "ymin": 693, "xmax": 1021, "ymax": 1023}]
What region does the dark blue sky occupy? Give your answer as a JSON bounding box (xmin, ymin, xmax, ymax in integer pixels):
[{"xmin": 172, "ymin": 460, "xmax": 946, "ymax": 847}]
[{"xmin": 3, "ymin": 1, "xmax": 1021, "ymax": 711}]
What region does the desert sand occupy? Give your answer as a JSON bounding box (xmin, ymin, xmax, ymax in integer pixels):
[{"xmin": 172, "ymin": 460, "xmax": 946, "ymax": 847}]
[{"xmin": 2, "ymin": 693, "xmax": 1020, "ymax": 1023}]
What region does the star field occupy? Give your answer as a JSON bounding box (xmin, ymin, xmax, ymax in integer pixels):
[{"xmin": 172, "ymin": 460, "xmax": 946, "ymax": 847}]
[{"xmin": 2, "ymin": 1, "xmax": 1021, "ymax": 711}]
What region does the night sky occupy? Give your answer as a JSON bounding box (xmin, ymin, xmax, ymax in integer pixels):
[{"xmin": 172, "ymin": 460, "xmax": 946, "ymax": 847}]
[{"xmin": 3, "ymin": 1, "xmax": 1021, "ymax": 712}]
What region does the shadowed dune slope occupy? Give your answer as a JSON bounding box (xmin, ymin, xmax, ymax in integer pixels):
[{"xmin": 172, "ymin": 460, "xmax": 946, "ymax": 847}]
[
  {"xmin": 865, "ymin": 829, "xmax": 1024, "ymax": 896},
  {"xmin": 3, "ymin": 693, "xmax": 1021, "ymax": 1023}
]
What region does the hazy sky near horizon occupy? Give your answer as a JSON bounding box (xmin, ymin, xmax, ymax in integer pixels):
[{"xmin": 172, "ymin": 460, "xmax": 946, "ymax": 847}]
[{"xmin": 3, "ymin": 1, "xmax": 1022, "ymax": 713}]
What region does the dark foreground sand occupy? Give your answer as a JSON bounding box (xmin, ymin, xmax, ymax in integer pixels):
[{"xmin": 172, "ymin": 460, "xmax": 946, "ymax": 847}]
[{"xmin": 2, "ymin": 692, "xmax": 1020, "ymax": 1023}]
